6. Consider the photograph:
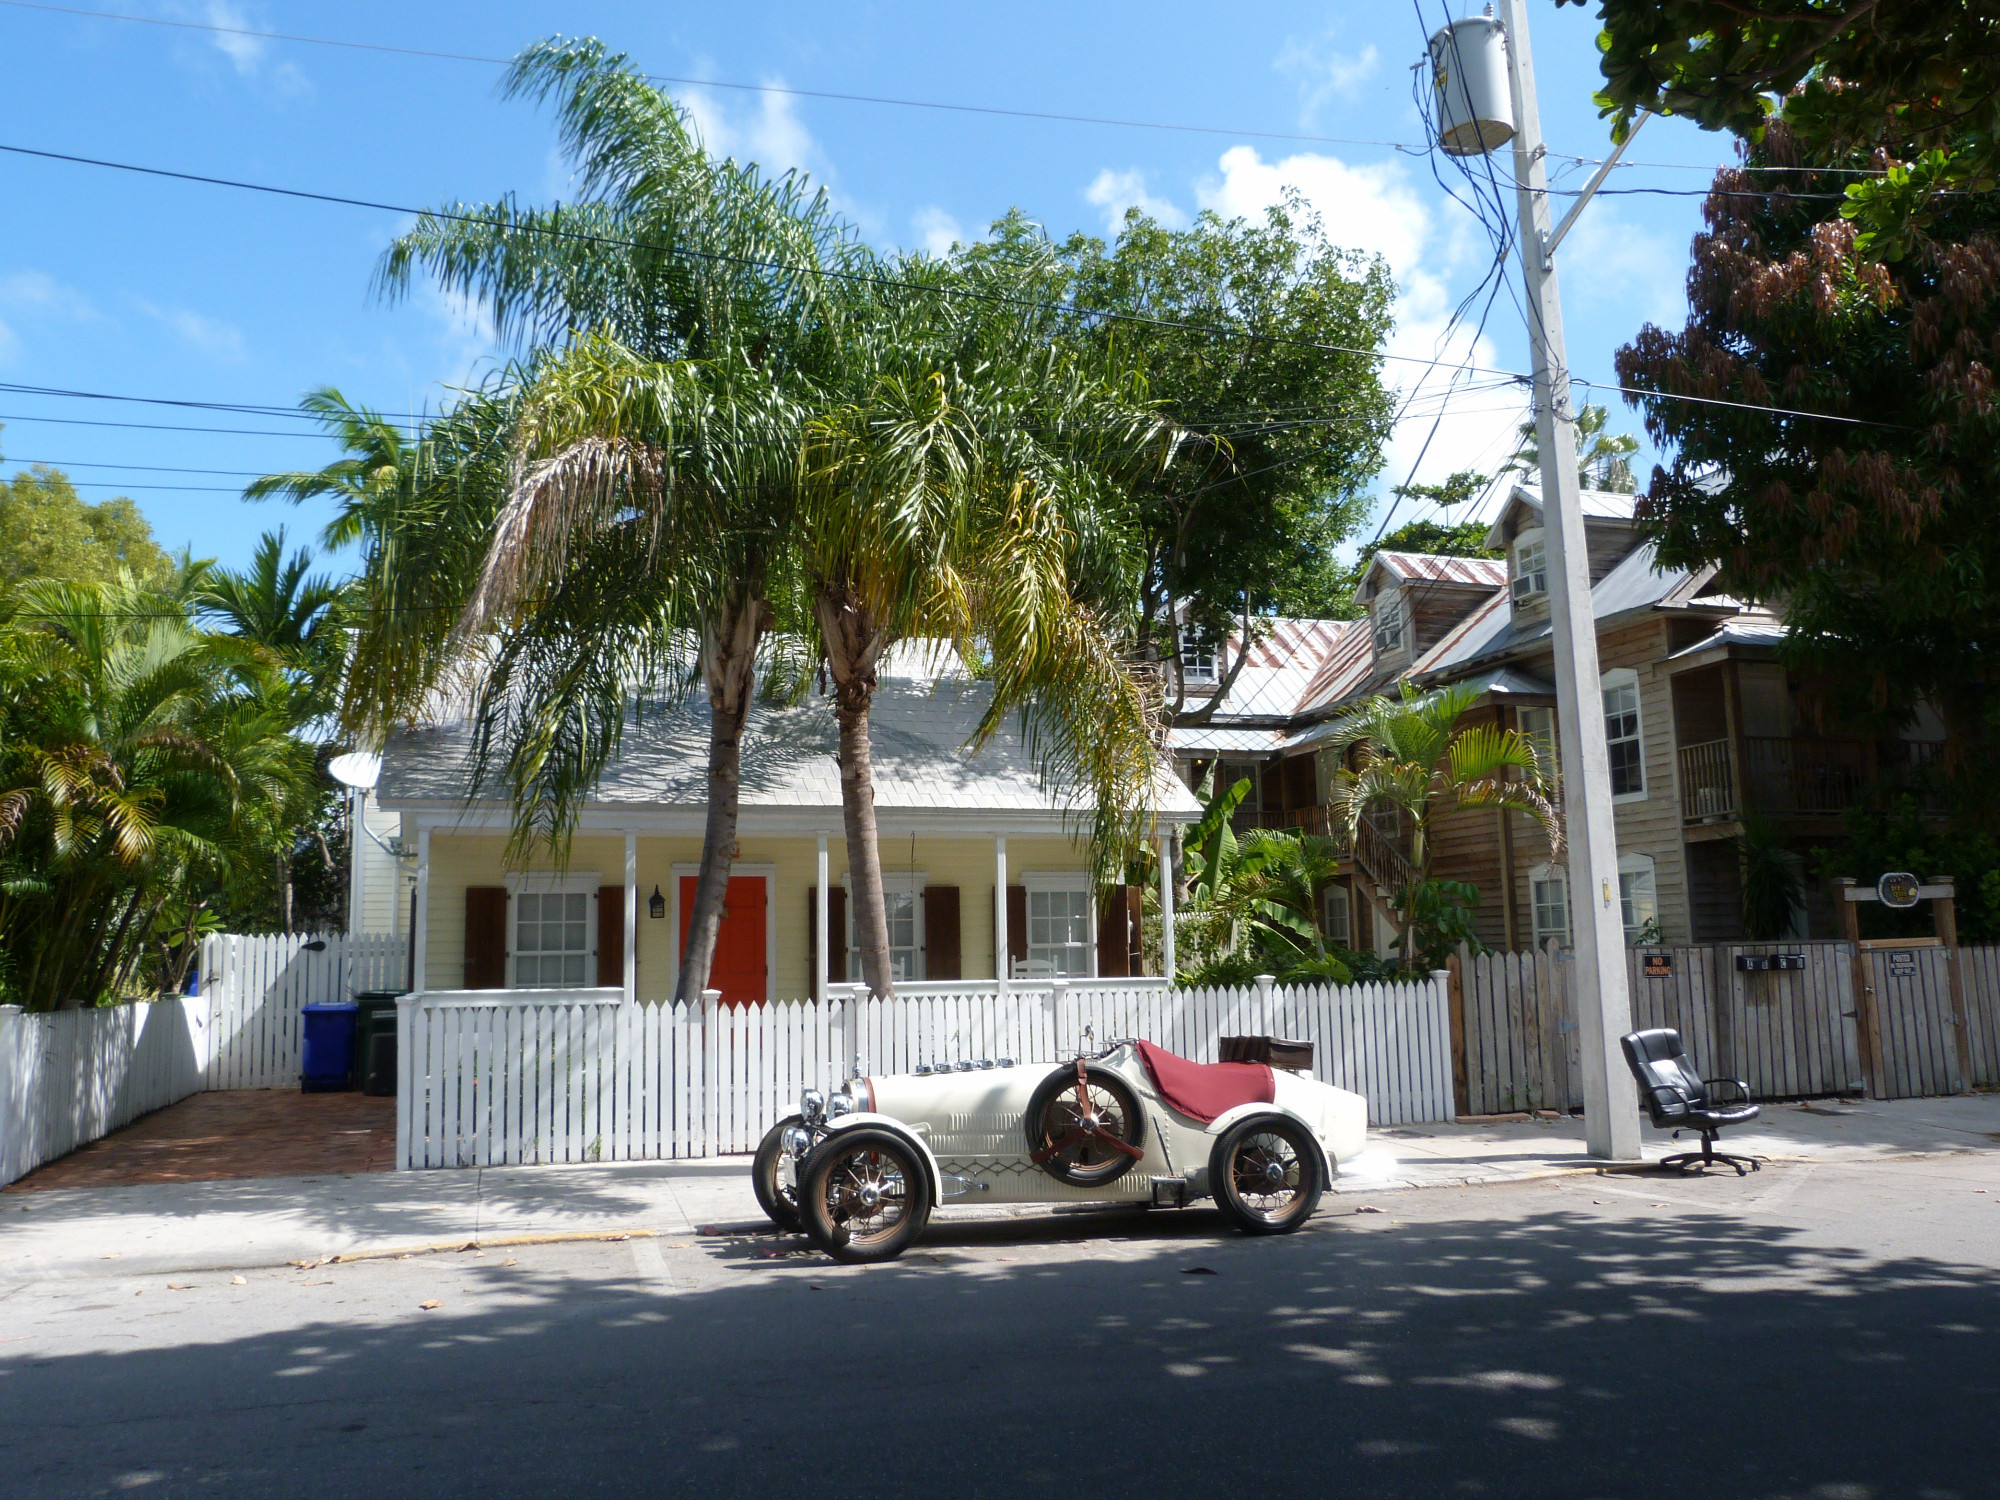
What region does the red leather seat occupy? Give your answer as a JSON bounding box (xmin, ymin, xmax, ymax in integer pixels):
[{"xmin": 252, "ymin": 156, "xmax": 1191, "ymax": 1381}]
[{"xmin": 1132, "ymin": 1040, "xmax": 1275, "ymax": 1124}]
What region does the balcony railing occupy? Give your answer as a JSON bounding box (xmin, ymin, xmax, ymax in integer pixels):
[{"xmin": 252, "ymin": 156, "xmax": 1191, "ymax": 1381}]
[{"xmin": 1679, "ymin": 736, "xmax": 1870, "ymax": 822}]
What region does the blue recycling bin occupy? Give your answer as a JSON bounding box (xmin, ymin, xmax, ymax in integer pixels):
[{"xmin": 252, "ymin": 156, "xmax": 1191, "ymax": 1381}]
[{"xmin": 300, "ymin": 1002, "xmax": 360, "ymax": 1093}]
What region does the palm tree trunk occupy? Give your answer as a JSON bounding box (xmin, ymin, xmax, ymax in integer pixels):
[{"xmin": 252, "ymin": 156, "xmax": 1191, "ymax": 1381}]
[
  {"xmin": 816, "ymin": 585, "xmax": 893, "ymax": 996},
  {"xmin": 676, "ymin": 581, "xmax": 765, "ymax": 1003}
]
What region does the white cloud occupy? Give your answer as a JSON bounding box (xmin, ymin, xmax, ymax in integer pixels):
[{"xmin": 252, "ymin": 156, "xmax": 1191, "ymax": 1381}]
[
  {"xmin": 172, "ymin": 1, "xmax": 310, "ymax": 97},
  {"xmin": 1084, "ymin": 168, "xmax": 1187, "ymax": 235},
  {"xmin": 421, "ymin": 285, "xmax": 500, "ymax": 392},
  {"xmin": 0, "ymin": 317, "xmax": 19, "ymax": 369},
  {"xmin": 136, "ymin": 300, "xmax": 248, "ymax": 363},
  {"xmin": 681, "ymin": 81, "xmax": 823, "ymax": 181},
  {"xmin": 1274, "ymin": 31, "xmax": 1380, "ymax": 126},
  {"xmin": 1558, "ymin": 203, "xmax": 1686, "ymax": 333},
  {"xmin": 1197, "ymin": 145, "xmax": 1523, "ymax": 509},
  {"xmin": 910, "ymin": 206, "xmax": 965, "ymax": 258},
  {"xmin": 0, "ymin": 271, "xmax": 102, "ymax": 323}
]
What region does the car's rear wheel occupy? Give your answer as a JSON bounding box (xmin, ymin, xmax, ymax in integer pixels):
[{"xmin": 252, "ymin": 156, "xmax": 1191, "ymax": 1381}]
[
  {"xmin": 752, "ymin": 1115, "xmax": 804, "ymax": 1232},
  {"xmin": 1024, "ymin": 1063, "xmax": 1146, "ymax": 1187},
  {"xmin": 800, "ymin": 1128, "xmax": 933, "ymax": 1264},
  {"xmin": 1209, "ymin": 1115, "xmax": 1324, "ymax": 1235}
]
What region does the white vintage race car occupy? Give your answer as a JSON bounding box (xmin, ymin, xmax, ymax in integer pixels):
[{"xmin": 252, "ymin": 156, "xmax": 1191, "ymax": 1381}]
[{"xmin": 753, "ymin": 1035, "xmax": 1368, "ymax": 1263}]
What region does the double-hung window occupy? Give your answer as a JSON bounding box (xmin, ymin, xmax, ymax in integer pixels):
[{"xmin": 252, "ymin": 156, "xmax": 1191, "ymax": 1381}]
[
  {"xmin": 508, "ymin": 874, "xmax": 598, "ymax": 989},
  {"xmin": 1618, "ymin": 853, "xmax": 1659, "ymax": 944},
  {"xmin": 1322, "ymin": 883, "xmax": 1352, "ymax": 949},
  {"xmin": 1372, "ymin": 592, "xmax": 1406, "ymax": 654},
  {"xmin": 1602, "ymin": 669, "xmax": 1645, "ymax": 799},
  {"xmin": 1022, "ymin": 872, "xmax": 1094, "ymax": 978},
  {"xmin": 1511, "ymin": 529, "xmax": 1547, "ymax": 602},
  {"xmin": 848, "ymin": 875, "xmax": 924, "ymax": 983},
  {"xmin": 1517, "ymin": 705, "xmax": 1557, "ymax": 788},
  {"xmin": 1530, "ymin": 864, "xmax": 1570, "ymax": 948},
  {"xmin": 1178, "ymin": 630, "xmax": 1219, "ymax": 686}
]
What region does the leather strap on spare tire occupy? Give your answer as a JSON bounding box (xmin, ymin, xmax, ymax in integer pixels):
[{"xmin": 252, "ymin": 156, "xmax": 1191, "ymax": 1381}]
[{"xmin": 1023, "ymin": 1059, "xmax": 1145, "ymax": 1187}]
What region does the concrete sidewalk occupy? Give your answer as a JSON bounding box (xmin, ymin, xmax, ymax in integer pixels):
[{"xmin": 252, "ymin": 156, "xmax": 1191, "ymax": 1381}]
[{"xmin": 7, "ymin": 1092, "xmax": 1997, "ymax": 1279}]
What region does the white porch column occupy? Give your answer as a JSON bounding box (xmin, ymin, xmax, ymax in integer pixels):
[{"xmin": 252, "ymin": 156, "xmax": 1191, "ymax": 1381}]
[
  {"xmin": 623, "ymin": 831, "xmax": 638, "ymax": 1004},
  {"xmin": 816, "ymin": 833, "xmax": 830, "ymax": 1004},
  {"xmin": 994, "ymin": 835, "xmax": 1009, "ymax": 994},
  {"xmin": 1158, "ymin": 827, "xmax": 1177, "ymax": 980},
  {"xmin": 346, "ymin": 788, "xmax": 366, "ymax": 939},
  {"xmin": 412, "ymin": 824, "xmax": 430, "ymax": 994}
]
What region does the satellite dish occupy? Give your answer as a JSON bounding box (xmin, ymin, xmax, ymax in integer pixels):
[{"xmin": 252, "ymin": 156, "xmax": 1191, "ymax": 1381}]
[{"xmin": 327, "ymin": 751, "xmax": 382, "ymax": 791}]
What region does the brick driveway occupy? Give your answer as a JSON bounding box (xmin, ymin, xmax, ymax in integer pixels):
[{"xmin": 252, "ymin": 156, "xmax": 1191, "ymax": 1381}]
[{"xmin": 5, "ymin": 1091, "xmax": 397, "ymax": 1191}]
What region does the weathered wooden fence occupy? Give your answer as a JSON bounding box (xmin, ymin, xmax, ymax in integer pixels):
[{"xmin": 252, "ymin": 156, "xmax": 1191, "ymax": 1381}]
[
  {"xmin": 200, "ymin": 932, "xmax": 408, "ymax": 1090},
  {"xmin": 1457, "ymin": 940, "xmax": 2000, "ymax": 1114},
  {"xmin": 394, "ymin": 974, "xmax": 1458, "ymax": 1170},
  {"xmin": 0, "ymin": 999, "xmax": 210, "ymax": 1186}
]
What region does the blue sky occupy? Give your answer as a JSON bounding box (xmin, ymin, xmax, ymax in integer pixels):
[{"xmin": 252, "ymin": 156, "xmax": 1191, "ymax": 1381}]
[{"xmin": 0, "ymin": 1, "xmax": 1738, "ymax": 574}]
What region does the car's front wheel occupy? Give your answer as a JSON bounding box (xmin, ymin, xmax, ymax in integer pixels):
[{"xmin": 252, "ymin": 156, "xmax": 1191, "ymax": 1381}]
[
  {"xmin": 1209, "ymin": 1115, "xmax": 1324, "ymax": 1235},
  {"xmin": 799, "ymin": 1128, "xmax": 933, "ymax": 1264},
  {"xmin": 752, "ymin": 1116, "xmax": 804, "ymax": 1232}
]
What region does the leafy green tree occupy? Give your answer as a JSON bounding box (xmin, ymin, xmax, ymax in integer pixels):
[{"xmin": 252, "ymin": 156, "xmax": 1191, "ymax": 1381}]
[
  {"xmin": 1614, "ymin": 127, "xmax": 2000, "ymax": 763},
  {"xmin": 1324, "ymin": 683, "xmax": 1559, "ymax": 968},
  {"xmin": 198, "ymin": 529, "xmax": 348, "ymax": 717},
  {"xmin": 1564, "ymin": 0, "xmax": 1999, "ymax": 259},
  {"xmin": 0, "ymin": 573, "xmax": 316, "ymax": 1008},
  {"xmin": 955, "ymin": 203, "xmax": 1396, "ymax": 714},
  {"xmin": 0, "ymin": 459, "xmax": 173, "ymax": 589}
]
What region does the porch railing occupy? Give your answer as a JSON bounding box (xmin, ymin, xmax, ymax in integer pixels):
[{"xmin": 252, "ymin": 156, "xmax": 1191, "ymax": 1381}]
[{"xmin": 1678, "ymin": 736, "xmax": 1870, "ymax": 823}]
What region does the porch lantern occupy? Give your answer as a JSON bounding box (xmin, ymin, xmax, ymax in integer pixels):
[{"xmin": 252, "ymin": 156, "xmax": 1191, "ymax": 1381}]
[{"xmin": 648, "ymin": 885, "xmax": 666, "ymax": 920}]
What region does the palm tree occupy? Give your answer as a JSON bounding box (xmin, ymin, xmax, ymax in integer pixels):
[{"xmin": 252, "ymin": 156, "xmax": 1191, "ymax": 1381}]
[
  {"xmin": 1325, "ymin": 682, "xmax": 1561, "ymax": 967},
  {"xmin": 198, "ymin": 528, "xmax": 347, "ymax": 718},
  {"xmin": 364, "ymin": 37, "xmax": 850, "ymax": 1000},
  {"xmin": 0, "ymin": 573, "xmax": 313, "ymax": 1008},
  {"xmin": 795, "ymin": 315, "xmax": 1167, "ymax": 994},
  {"xmin": 243, "ymin": 390, "xmax": 420, "ymax": 549},
  {"xmin": 1503, "ymin": 403, "xmax": 1640, "ymax": 493}
]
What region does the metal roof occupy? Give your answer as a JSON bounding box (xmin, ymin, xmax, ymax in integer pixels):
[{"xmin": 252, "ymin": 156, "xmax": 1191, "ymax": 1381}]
[
  {"xmin": 1369, "ymin": 551, "xmax": 1508, "ymax": 588},
  {"xmin": 378, "ymin": 657, "xmax": 1201, "ymax": 821}
]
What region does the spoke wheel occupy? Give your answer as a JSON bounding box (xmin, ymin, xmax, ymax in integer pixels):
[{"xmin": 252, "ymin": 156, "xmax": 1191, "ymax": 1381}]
[
  {"xmin": 752, "ymin": 1115, "xmax": 804, "ymax": 1233},
  {"xmin": 800, "ymin": 1128, "xmax": 933, "ymax": 1264},
  {"xmin": 1024, "ymin": 1062, "xmax": 1146, "ymax": 1187},
  {"xmin": 1209, "ymin": 1115, "xmax": 1323, "ymax": 1235}
]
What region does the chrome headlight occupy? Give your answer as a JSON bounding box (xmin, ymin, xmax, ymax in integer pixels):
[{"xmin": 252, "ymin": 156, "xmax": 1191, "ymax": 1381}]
[
  {"xmin": 826, "ymin": 1091, "xmax": 856, "ymax": 1120},
  {"xmin": 800, "ymin": 1089, "xmax": 826, "ymax": 1124},
  {"xmin": 781, "ymin": 1125, "xmax": 812, "ymax": 1157}
]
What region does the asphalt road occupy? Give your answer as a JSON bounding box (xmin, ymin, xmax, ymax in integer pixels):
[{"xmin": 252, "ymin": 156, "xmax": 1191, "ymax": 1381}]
[{"xmin": 7, "ymin": 1154, "xmax": 2000, "ymax": 1500}]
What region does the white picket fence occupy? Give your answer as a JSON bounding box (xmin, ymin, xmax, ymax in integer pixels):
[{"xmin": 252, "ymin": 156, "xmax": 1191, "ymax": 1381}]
[
  {"xmin": 395, "ymin": 973, "xmax": 1456, "ymax": 1170},
  {"xmin": 201, "ymin": 931, "xmax": 407, "ymax": 1090},
  {"xmin": 0, "ymin": 999, "xmax": 210, "ymax": 1186}
]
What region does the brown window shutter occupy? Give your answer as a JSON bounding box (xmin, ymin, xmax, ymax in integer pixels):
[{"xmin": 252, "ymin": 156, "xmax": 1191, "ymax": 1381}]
[
  {"xmin": 923, "ymin": 886, "xmax": 961, "ymax": 980},
  {"xmin": 597, "ymin": 886, "xmax": 624, "ymax": 989},
  {"xmin": 1006, "ymin": 885, "xmax": 1028, "ymax": 973},
  {"xmin": 1097, "ymin": 887, "xmax": 1127, "ymax": 978},
  {"xmin": 464, "ymin": 886, "xmax": 507, "ymax": 989},
  {"xmin": 810, "ymin": 886, "xmax": 848, "ymax": 985}
]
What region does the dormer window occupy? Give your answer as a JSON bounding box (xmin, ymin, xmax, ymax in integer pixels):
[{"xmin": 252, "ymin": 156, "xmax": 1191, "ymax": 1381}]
[
  {"xmin": 1178, "ymin": 630, "xmax": 1219, "ymax": 685},
  {"xmin": 1511, "ymin": 529, "xmax": 1547, "ymax": 602},
  {"xmin": 1372, "ymin": 593, "xmax": 1406, "ymax": 654}
]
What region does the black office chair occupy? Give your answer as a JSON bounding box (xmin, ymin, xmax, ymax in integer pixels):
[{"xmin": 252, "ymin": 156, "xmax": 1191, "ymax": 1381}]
[{"xmin": 1620, "ymin": 1028, "xmax": 1761, "ymax": 1175}]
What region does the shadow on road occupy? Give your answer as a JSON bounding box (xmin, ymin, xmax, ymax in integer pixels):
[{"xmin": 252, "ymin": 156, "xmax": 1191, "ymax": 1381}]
[{"xmin": 8, "ymin": 1192, "xmax": 1999, "ymax": 1499}]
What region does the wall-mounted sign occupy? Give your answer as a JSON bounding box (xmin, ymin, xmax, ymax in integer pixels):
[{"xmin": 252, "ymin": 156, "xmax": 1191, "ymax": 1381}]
[
  {"xmin": 1877, "ymin": 871, "xmax": 1922, "ymax": 909},
  {"xmin": 1642, "ymin": 952, "xmax": 1673, "ymax": 977},
  {"xmin": 1886, "ymin": 949, "xmax": 1919, "ymax": 977}
]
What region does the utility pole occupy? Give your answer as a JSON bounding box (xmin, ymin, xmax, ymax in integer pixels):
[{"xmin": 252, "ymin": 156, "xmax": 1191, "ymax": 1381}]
[{"xmin": 1493, "ymin": 0, "xmax": 1639, "ymax": 1159}]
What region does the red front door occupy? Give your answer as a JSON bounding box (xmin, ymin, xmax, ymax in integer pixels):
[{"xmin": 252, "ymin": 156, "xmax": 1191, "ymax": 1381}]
[{"xmin": 680, "ymin": 875, "xmax": 767, "ymax": 1006}]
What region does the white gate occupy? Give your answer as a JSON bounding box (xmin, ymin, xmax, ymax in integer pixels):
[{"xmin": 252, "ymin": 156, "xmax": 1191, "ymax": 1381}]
[{"xmin": 201, "ymin": 932, "xmax": 408, "ymax": 1090}]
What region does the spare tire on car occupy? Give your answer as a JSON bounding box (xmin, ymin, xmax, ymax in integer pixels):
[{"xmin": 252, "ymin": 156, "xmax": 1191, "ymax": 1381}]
[{"xmin": 1023, "ymin": 1061, "xmax": 1145, "ymax": 1187}]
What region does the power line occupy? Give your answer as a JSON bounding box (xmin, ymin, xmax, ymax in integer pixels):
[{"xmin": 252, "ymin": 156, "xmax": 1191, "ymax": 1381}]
[
  {"xmin": 0, "ymin": 410, "xmax": 345, "ymax": 438},
  {"xmin": 0, "ymin": 457, "xmax": 273, "ymax": 475},
  {"xmin": 0, "ymin": 0, "xmax": 1428, "ymax": 156},
  {"xmin": 0, "ymin": 144, "xmax": 1904, "ymax": 431},
  {"xmin": 0, "ymin": 380, "xmax": 432, "ymax": 424}
]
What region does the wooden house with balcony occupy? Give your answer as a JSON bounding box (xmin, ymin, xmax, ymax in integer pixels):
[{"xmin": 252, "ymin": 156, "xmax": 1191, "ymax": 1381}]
[{"xmin": 1164, "ymin": 484, "xmax": 1945, "ymax": 955}]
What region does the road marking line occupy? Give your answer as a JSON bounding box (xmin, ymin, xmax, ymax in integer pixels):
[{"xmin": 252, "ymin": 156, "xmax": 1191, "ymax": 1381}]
[{"xmin": 631, "ymin": 1236, "xmax": 678, "ymax": 1293}]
